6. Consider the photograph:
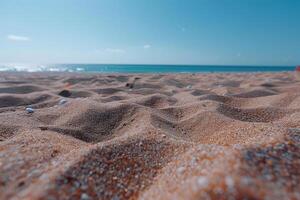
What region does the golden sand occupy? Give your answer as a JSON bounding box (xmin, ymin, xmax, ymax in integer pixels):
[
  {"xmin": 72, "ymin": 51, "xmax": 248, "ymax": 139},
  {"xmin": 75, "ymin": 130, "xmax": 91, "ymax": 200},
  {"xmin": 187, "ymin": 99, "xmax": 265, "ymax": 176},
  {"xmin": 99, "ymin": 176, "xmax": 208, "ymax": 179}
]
[{"xmin": 0, "ymin": 72, "xmax": 299, "ymax": 200}]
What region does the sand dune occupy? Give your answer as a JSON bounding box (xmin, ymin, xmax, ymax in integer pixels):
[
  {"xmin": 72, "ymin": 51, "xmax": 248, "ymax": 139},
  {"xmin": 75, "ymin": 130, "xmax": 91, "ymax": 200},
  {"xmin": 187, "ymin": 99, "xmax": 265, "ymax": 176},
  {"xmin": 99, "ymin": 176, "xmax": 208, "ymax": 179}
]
[{"xmin": 0, "ymin": 72, "xmax": 299, "ymax": 200}]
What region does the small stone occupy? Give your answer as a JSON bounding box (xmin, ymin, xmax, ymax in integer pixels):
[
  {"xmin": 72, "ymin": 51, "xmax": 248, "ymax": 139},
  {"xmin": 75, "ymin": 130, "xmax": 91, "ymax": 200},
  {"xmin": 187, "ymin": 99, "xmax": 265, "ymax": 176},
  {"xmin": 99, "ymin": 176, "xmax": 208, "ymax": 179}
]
[
  {"xmin": 197, "ymin": 176, "xmax": 209, "ymax": 188},
  {"xmin": 51, "ymin": 149, "xmax": 59, "ymax": 157},
  {"xmin": 186, "ymin": 85, "xmax": 192, "ymax": 89},
  {"xmin": 125, "ymin": 83, "xmax": 134, "ymax": 88},
  {"xmin": 58, "ymin": 98, "xmax": 68, "ymax": 105},
  {"xmin": 25, "ymin": 107, "xmax": 34, "ymax": 113},
  {"xmin": 39, "ymin": 127, "xmax": 48, "ymax": 131},
  {"xmin": 80, "ymin": 193, "xmax": 90, "ymax": 200},
  {"xmin": 17, "ymin": 181, "xmax": 25, "ymax": 187},
  {"xmin": 177, "ymin": 166, "xmax": 185, "ymax": 174},
  {"xmin": 58, "ymin": 90, "xmax": 71, "ymax": 97}
]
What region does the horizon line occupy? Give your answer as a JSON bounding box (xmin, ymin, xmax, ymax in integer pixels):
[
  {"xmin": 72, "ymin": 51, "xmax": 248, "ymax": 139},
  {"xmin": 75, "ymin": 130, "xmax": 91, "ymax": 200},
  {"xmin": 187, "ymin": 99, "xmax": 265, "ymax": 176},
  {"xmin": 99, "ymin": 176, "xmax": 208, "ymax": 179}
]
[{"xmin": 0, "ymin": 63, "xmax": 298, "ymax": 67}]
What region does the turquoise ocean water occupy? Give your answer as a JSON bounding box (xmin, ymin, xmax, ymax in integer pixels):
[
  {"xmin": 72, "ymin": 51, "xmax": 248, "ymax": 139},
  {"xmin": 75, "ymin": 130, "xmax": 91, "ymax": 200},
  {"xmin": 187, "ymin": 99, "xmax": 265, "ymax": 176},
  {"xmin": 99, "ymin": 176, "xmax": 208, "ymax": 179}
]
[{"xmin": 0, "ymin": 64, "xmax": 296, "ymax": 73}]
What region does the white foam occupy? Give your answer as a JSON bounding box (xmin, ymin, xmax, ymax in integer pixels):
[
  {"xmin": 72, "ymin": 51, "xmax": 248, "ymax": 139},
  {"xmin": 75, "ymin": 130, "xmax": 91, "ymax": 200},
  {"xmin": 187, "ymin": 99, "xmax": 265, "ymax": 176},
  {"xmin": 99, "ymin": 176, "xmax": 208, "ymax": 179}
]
[{"xmin": 0, "ymin": 64, "xmax": 70, "ymax": 72}]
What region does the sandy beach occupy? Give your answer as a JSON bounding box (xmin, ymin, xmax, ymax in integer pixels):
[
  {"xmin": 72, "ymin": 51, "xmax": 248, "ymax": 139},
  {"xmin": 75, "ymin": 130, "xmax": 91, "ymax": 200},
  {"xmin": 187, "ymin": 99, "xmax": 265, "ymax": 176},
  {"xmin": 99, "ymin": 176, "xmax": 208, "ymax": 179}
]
[{"xmin": 0, "ymin": 72, "xmax": 299, "ymax": 200}]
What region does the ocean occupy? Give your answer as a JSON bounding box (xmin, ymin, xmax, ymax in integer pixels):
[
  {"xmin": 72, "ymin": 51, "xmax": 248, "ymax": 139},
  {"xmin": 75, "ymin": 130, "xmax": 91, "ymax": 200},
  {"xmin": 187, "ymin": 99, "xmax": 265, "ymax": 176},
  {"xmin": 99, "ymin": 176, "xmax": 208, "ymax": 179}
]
[{"xmin": 0, "ymin": 64, "xmax": 296, "ymax": 73}]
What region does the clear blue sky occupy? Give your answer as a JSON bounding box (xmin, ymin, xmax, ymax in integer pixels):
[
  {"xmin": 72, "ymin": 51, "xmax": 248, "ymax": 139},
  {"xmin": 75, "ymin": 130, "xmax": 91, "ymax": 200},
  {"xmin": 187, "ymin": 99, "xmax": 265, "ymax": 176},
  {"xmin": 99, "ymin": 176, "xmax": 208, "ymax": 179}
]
[{"xmin": 0, "ymin": 0, "xmax": 299, "ymax": 65}]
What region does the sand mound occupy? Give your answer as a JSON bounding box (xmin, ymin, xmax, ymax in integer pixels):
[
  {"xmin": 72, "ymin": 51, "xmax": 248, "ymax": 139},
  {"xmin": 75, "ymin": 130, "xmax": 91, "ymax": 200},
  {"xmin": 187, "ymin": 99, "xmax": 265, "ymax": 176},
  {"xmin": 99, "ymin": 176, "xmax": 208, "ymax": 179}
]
[
  {"xmin": 0, "ymin": 93, "xmax": 53, "ymax": 108},
  {"xmin": 232, "ymin": 89, "xmax": 277, "ymax": 98},
  {"xmin": 41, "ymin": 101, "xmax": 141, "ymax": 143},
  {"xmin": 0, "ymin": 85, "xmax": 44, "ymax": 94},
  {"xmin": 217, "ymin": 104, "xmax": 286, "ymax": 122},
  {"xmin": 0, "ymin": 72, "xmax": 300, "ymax": 200}
]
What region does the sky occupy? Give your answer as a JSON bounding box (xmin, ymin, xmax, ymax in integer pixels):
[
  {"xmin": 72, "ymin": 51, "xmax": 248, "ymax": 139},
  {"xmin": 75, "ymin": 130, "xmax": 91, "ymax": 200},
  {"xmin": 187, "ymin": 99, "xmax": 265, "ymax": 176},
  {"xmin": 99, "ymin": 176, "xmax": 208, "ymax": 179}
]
[{"xmin": 0, "ymin": 0, "xmax": 300, "ymax": 65}]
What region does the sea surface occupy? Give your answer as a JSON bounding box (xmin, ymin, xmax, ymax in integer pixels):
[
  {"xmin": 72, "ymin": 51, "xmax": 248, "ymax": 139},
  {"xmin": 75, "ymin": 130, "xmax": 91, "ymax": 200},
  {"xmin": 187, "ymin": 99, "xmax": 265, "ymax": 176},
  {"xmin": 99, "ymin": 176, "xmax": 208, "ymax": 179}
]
[{"xmin": 0, "ymin": 64, "xmax": 296, "ymax": 73}]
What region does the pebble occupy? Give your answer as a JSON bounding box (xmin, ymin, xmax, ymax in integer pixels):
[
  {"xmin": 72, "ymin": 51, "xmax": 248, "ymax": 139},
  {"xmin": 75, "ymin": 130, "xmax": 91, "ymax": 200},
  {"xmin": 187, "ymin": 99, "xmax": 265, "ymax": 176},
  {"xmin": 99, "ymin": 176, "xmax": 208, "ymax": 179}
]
[
  {"xmin": 39, "ymin": 127, "xmax": 48, "ymax": 131},
  {"xmin": 58, "ymin": 98, "xmax": 68, "ymax": 105},
  {"xmin": 58, "ymin": 90, "xmax": 71, "ymax": 97},
  {"xmin": 80, "ymin": 193, "xmax": 90, "ymax": 200},
  {"xmin": 125, "ymin": 83, "xmax": 134, "ymax": 89},
  {"xmin": 197, "ymin": 176, "xmax": 209, "ymax": 188},
  {"xmin": 177, "ymin": 166, "xmax": 185, "ymax": 174},
  {"xmin": 25, "ymin": 107, "xmax": 34, "ymax": 113},
  {"xmin": 186, "ymin": 85, "xmax": 192, "ymax": 89}
]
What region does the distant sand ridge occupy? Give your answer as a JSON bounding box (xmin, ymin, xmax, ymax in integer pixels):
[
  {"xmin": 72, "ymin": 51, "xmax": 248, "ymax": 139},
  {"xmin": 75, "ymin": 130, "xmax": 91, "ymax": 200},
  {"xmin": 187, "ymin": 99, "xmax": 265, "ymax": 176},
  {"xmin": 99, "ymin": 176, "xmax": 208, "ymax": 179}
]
[{"xmin": 0, "ymin": 72, "xmax": 299, "ymax": 200}]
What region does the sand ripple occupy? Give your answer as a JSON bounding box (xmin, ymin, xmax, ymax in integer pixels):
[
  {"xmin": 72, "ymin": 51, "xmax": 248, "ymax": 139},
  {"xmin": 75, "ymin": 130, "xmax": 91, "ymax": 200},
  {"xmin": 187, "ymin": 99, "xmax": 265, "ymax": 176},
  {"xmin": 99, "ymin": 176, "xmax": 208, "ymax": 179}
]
[{"xmin": 0, "ymin": 72, "xmax": 299, "ymax": 200}]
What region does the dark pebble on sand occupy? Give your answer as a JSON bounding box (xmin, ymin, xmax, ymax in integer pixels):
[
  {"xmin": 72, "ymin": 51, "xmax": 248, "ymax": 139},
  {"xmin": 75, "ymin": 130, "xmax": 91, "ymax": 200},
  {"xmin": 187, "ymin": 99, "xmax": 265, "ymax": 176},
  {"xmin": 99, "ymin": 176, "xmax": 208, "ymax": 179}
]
[
  {"xmin": 39, "ymin": 127, "xmax": 48, "ymax": 131},
  {"xmin": 125, "ymin": 83, "xmax": 134, "ymax": 89},
  {"xmin": 58, "ymin": 90, "xmax": 72, "ymax": 97},
  {"xmin": 17, "ymin": 181, "xmax": 25, "ymax": 188}
]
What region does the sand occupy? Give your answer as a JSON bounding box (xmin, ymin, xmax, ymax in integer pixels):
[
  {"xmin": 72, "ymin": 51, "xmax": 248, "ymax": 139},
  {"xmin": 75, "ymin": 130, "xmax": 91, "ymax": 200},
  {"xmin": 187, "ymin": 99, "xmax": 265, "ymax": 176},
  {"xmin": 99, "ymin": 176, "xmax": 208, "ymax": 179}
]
[{"xmin": 0, "ymin": 72, "xmax": 299, "ymax": 200}]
